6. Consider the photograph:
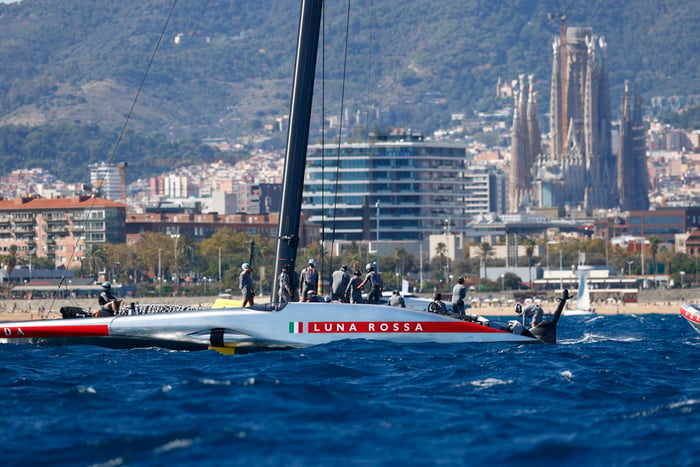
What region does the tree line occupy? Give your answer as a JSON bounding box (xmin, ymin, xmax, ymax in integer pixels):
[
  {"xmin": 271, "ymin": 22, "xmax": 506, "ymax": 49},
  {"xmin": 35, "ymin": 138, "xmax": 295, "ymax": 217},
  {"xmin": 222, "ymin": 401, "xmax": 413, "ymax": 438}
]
[{"xmin": 3, "ymin": 230, "xmax": 696, "ymax": 298}]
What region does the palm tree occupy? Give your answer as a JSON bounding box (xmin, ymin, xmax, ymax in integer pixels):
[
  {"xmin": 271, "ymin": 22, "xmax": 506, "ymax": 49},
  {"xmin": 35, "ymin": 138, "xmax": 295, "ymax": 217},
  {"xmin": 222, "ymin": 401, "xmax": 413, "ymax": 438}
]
[
  {"xmin": 478, "ymin": 242, "xmax": 494, "ymax": 280},
  {"xmin": 523, "ymin": 238, "xmax": 536, "ymax": 287},
  {"xmin": 84, "ymin": 244, "xmax": 107, "ymax": 280},
  {"xmin": 125, "ymin": 251, "xmax": 141, "ymax": 285},
  {"xmin": 2, "ymin": 245, "xmax": 19, "ymax": 289},
  {"xmin": 435, "ymin": 242, "xmax": 448, "ymax": 283},
  {"xmin": 649, "ymin": 236, "xmax": 661, "ymax": 287}
]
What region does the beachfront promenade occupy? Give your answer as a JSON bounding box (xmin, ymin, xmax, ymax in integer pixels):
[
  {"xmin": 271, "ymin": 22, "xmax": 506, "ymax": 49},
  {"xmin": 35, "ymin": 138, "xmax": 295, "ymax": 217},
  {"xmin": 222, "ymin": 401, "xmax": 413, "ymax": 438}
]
[{"xmin": 0, "ymin": 288, "xmax": 697, "ymax": 322}]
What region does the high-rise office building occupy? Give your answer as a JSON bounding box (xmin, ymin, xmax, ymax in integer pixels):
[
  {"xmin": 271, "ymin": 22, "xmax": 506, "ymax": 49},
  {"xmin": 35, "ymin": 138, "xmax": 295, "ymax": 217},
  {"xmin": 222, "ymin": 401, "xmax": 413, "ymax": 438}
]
[
  {"xmin": 302, "ymin": 132, "xmax": 469, "ymax": 241},
  {"xmin": 89, "ymin": 162, "xmax": 127, "ymax": 201},
  {"xmin": 464, "ymin": 163, "xmax": 507, "ymax": 217}
]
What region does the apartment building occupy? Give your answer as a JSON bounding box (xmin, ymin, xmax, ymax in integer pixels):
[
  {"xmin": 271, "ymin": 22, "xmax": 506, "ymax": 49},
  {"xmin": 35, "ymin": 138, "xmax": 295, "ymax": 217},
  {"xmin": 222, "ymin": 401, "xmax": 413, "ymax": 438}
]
[{"xmin": 0, "ymin": 195, "xmax": 127, "ymax": 269}]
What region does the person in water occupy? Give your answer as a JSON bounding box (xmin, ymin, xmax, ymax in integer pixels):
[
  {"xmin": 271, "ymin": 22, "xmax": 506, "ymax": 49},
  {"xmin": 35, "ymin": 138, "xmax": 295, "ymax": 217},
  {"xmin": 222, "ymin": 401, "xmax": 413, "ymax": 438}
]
[
  {"xmin": 239, "ymin": 263, "xmax": 255, "ymax": 307},
  {"xmin": 97, "ymin": 281, "xmax": 123, "ymax": 316}
]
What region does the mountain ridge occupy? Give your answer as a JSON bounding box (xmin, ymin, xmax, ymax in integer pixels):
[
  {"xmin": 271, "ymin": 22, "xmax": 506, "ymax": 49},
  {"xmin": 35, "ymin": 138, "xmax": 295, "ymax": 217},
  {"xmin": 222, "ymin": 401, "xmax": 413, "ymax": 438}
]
[{"xmin": 0, "ymin": 0, "xmax": 698, "ymax": 141}]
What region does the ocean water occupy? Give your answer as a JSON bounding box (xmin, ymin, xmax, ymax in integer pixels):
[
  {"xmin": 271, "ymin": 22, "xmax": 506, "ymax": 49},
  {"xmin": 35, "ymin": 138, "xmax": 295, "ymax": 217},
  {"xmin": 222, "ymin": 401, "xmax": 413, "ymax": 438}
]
[{"xmin": 1, "ymin": 313, "xmax": 699, "ymax": 466}]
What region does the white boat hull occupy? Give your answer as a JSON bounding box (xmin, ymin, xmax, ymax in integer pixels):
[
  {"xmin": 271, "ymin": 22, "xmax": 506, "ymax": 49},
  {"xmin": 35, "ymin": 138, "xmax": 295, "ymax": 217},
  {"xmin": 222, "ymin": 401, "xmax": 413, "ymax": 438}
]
[
  {"xmin": 0, "ymin": 302, "xmax": 540, "ymax": 351},
  {"xmin": 680, "ymin": 304, "xmax": 700, "ymax": 335},
  {"xmin": 562, "ymin": 308, "xmax": 596, "ymax": 316}
]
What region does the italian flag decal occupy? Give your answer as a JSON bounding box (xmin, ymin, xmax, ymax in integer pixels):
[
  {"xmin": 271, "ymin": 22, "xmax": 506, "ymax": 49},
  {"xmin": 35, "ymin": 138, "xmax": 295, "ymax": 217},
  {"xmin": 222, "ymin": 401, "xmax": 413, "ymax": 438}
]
[{"xmin": 289, "ymin": 322, "xmax": 304, "ymax": 334}]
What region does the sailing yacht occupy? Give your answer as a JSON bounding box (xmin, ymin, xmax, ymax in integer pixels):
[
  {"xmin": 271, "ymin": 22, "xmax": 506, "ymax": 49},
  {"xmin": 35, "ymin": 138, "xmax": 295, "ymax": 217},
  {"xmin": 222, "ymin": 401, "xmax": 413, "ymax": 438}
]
[
  {"xmin": 563, "ymin": 271, "xmax": 595, "ymax": 315},
  {"xmin": 0, "ymin": 0, "xmax": 570, "ymax": 351}
]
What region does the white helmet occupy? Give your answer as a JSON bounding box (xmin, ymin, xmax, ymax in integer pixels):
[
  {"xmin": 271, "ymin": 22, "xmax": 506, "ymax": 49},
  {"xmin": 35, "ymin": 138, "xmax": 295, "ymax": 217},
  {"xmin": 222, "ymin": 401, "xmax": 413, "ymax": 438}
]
[
  {"xmin": 308, "ymin": 258, "xmax": 316, "ymax": 267},
  {"xmin": 365, "ymin": 263, "xmax": 374, "ymax": 271},
  {"xmin": 242, "ymin": 263, "xmax": 251, "ymax": 270}
]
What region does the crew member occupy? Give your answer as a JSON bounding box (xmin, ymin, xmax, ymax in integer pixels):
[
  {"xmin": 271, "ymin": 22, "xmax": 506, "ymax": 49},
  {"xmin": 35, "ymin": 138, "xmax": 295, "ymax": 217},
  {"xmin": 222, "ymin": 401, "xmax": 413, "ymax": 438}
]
[
  {"xmin": 428, "ymin": 292, "xmax": 447, "ymax": 314},
  {"xmin": 331, "ymin": 265, "xmax": 351, "ymax": 301},
  {"xmin": 515, "ymin": 299, "xmax": 544, "ymax": 327},
  {"xmin": 451, "ymin": 276, "xmax": 467, "ymax": 316},
  {"xmin": 345, "ymin": 270, "xmax": 363, "ymax": 304},
  {"xmin": 289, "ymin": 266, "xmax": 300, "ymax": 302},
  {"xmin": 358, "ymin": 263, "xmax": 383, "ymax": 304},
  {"xmin": 388, "ymin": 290, "xmax": 406, "ymax": 307},
  {"xmin": 279, "ymin": 264, "xmax": 294, "ymax": 304},
  {"xmin": 300, "ymin": 259, "xmax": 319, "ymax": 302},
  {"xmin": 97, "ymin": 281, "xmax": 123, "ymax": 317},
  {"xmin": 240, "ymin": 263, "xmax": 255, "ymax": 307},
  {"xmin": 305, "ymin": 290, "xmax": 322, "ymax": 302}
]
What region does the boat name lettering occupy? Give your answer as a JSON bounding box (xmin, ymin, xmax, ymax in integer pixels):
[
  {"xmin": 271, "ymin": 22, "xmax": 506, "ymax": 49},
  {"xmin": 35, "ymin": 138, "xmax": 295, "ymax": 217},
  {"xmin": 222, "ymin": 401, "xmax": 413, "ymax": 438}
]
[
  {"xmin": 3, "ymin": 327, "xmax": 25, "ymax": 337},
  {"xmin": 309, "ymin": 322, "xmax": 425, "ymax": 333}
]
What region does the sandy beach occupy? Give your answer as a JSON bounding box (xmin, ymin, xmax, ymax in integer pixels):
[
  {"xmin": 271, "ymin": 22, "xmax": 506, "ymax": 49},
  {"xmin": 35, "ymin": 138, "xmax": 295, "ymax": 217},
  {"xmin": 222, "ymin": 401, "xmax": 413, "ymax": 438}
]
[{"xmin": 0, "ymin": 292, "xmax": 694, "ymax": 322}]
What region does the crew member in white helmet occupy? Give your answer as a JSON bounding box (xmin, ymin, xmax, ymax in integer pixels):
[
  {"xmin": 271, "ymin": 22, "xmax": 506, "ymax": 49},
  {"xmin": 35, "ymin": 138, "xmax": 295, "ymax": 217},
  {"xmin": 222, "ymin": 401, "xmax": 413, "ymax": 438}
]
[{"xmin": 514, "ymin": 298, "xmax": 544, "ymax": 327}]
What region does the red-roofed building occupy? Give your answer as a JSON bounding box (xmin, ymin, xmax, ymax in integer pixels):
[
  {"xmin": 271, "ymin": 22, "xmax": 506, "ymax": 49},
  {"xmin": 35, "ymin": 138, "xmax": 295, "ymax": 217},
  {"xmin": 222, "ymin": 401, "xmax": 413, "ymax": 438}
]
[{"xmin": 0, "ymin": 195, "xmax": 127, "ymax": 269}]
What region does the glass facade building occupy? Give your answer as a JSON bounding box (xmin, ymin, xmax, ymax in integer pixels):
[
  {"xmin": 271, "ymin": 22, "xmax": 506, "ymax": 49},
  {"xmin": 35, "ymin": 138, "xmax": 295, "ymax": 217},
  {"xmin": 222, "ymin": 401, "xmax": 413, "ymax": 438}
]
[{"xmin": 302, "ymin": 135, "xmax": 471, "ymax": 241}]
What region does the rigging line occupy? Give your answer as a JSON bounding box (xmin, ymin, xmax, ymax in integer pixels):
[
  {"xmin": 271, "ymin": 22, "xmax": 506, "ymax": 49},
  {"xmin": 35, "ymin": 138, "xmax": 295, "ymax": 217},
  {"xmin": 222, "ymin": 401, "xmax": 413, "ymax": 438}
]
[
  {"xmin": 320, "ymin": 1, "xmax": 326, "ymax": 291},
  {"xmin": 364, "ymin": 0, "xmax": 374, "ymax": 140},
  {"xmin": 329, "ymin": 0, "xmax": 352, "ymax": 278},
  {"xmin": 107, "ymin": 0, "xmax": 180, "ymax": 168},
  {"xmin": 47, "ymin": 0, "xmax": 180, "ymax": 318},
  {"xmin": 154, "ymin": 0, "xmax": 213, "ymax": 110}
]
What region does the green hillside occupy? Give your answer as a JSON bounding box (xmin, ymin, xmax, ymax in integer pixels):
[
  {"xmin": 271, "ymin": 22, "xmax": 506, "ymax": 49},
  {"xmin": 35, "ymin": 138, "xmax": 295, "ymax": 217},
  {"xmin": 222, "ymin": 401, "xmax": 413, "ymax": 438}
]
[{"xmin": 0, "ymin": 0, "xmax": 698, "ymax": 165}]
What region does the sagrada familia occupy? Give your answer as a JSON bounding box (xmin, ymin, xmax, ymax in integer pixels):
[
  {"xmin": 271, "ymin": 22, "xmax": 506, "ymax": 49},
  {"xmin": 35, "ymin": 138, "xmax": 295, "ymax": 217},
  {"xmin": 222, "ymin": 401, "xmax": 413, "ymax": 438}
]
[{"xmin": 509, "ymin": 21, "xmax": 649, "ymax": 213}]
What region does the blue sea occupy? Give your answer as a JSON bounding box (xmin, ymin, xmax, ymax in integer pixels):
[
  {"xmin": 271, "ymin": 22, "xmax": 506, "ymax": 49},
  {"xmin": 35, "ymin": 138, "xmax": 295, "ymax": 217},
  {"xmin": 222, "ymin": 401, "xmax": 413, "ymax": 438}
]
[{"xmin": 2, "ymin": 313, "xmax": 699, "ymax": 466}]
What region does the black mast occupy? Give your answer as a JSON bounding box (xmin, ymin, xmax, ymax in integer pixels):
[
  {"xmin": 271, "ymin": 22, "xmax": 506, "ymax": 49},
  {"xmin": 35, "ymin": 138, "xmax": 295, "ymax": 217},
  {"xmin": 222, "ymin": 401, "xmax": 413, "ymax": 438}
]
[{"xmin": 271, "ymin": 0, "xmax": 323, "ymax": 304}]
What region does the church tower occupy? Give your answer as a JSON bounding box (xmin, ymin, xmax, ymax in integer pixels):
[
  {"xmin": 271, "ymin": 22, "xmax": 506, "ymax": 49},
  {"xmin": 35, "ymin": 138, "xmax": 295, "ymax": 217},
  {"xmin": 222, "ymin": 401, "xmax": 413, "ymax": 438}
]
[
  {"xmin": 617, "ymin": 81, "xmax": 650, "ymax": 210},
  {"xmin": 509, "ymin": 75, "xmax": 541, "ymax": 213},
  {"xmin": 534, "ymin": 21, "xmax": 616, "ymax": 209}
]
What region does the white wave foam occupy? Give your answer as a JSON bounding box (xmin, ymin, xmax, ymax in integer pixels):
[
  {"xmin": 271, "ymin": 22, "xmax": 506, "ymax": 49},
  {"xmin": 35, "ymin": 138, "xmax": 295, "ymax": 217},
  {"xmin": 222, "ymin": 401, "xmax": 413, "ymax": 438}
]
[
  {"xmin": 625, "ymin": 399, "xmax": 700, "ymax": 419},
  {"xmin": 88, "ymin": 457, "xmax": 125, "ymax": 467},
  {"xmin": 559, "ymin": 332, "xmax": 642, "ymax": 345},
  {"xmin": 559, "ymin": 370, "xmax": 574, "ymax": 381},
  {"xmin": 153, "ymin": 437, "xmax": 200, "ymax": 454},
  {"xmin": 200, "ymin": 378, "xmax": 232, "ymax": 385},
  {"xmin": 668, "ymin": 399, "xmax": 700, "ymax": 412},
  {"xmin": 470, "ymin": 378, "xmax": 513, "ymax": 389}
]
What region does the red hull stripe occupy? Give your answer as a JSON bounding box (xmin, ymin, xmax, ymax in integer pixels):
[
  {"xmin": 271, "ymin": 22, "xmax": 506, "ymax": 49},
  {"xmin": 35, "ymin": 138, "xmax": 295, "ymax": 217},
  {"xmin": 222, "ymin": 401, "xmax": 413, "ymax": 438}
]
[
  {"xmin": 681, "ymin": 307, "xmax": 700, "ymax": 324},
  {"xmin": 307, "ymin": 321, "xmax": 507, "ymax": 334},
  {"xmin": 1, "ymin": 324, "xmax": 110, "ymax": 338}
]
